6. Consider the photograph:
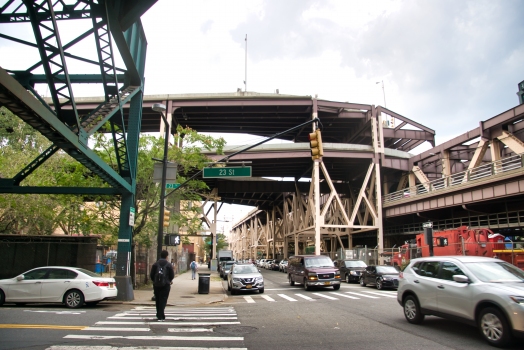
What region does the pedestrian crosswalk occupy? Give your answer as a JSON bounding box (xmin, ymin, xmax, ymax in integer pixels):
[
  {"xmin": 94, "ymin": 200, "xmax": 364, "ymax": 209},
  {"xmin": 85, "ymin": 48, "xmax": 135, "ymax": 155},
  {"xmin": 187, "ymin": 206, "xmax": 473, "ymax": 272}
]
[
  {"xmin": 45, "ymin": 306, "xmax": 248, "ymax": 350},
  {"xmin": 237, "ymin": 290, "xmax": 396, "ymax": 304}
]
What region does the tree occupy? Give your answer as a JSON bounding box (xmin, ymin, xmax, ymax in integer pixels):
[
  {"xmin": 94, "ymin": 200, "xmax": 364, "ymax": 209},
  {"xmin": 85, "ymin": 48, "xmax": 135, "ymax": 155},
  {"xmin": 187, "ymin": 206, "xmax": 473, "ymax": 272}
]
[{"xmin": 203, "ymin": 233, "xmax": 229, "ymax": 257}]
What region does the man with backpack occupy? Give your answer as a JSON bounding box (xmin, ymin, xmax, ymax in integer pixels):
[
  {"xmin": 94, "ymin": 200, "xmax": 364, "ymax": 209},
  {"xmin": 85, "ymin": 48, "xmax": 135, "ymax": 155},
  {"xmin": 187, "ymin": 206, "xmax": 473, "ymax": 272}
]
[
  {"xmin": 150, "ymin": 250, "xmax": 175, "ymax": 321},
  {"xmin": 190, "ymin": 260, "xmax": 198, "ymax": 280}
]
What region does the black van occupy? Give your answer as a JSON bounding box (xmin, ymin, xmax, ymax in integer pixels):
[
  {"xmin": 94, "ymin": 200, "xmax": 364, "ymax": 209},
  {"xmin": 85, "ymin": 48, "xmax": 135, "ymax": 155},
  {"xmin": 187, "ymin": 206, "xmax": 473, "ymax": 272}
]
[{"xmin": 287, "ymin": 255, "xmax": 341, "ymax": 291}]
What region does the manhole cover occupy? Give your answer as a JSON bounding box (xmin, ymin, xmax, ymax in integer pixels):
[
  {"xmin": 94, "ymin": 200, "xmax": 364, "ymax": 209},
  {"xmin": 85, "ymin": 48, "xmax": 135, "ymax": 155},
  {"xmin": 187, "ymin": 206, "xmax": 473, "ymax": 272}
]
[
  {"xmin": 214, "ymin": 326, "xmax": 258, "ymax": 335},
  {"xmin": 180, "ymin": 296, "xmax": 195, "ymax": 298}
]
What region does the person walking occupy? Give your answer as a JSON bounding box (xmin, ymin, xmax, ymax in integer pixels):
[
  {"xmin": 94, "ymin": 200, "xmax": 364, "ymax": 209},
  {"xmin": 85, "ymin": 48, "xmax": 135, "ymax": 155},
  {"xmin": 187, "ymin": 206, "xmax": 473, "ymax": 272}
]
[
  {"xmin": 150, "ymin": 250, "xmax": 175, "ymax": 322},
  {"xmin": 190, "ymin": 260, "xmax": 198, "ymax": 280}
]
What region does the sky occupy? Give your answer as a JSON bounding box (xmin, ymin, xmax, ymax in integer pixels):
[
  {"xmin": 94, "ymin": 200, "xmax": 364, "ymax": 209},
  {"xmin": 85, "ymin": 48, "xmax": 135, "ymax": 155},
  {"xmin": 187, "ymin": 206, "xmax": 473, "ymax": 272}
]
[{"xmin": 1, "ymin": 0, "xmax": 523, "ymax": 226}]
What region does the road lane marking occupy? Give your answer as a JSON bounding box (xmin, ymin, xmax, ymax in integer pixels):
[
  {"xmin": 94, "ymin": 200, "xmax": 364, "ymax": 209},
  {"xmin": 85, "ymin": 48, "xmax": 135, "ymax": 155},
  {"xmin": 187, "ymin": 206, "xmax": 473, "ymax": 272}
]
[
  {"xmin": 294, "ymin": 293, "xmax": 315, "ymax": 301},
  {"xmin": 345, "ymin": 292, "xmax": 379, "ymax": 298},
  {"xmin": 329, "ymin": 292, "xmax": 359, "ymax": 299},
  {"xmin": 260, "ymin": 295, "xmax": 276, "ymax": 302},
  {"xmin": 278, "ymin": 294, "xmax": 297, "ymax": 301},
  {"xmin": 24, "ymin": 310, "xmax": 86, "ymax": 315},
  {"xmin": 0, "ymin": 324, "xmax": 87, "ymax": 330},
  {"xmin": 243, "ymin": 296, "xmax": 255, "ymax": 303},
  {"xmin": 311, "ymin": 293, "xmax": 338, "ymax": 300},
  {"xmin": 63, "ymin": 335, "xmax": 244, "ymax": 341},
  {"xmin": 49, "ymin": 346, "xmax": 247, "ymax": 350},
  {"xmin": 96, "ymin": 321, "xmax": 147, "ymax": 325},
  {"xmin": 82, "ymin": 327, "xmax": 149, "ymax": 332},
  {"xmin": 108, "ymin": 316, "xmax": 237, "ymax": 320},
  {"xmin": 363, "ymin": 291, "xmax": 397, "ymax": 298},
  {"xmin": 167, "ymin": 327, "xmax": 213, "ymax": 332}
]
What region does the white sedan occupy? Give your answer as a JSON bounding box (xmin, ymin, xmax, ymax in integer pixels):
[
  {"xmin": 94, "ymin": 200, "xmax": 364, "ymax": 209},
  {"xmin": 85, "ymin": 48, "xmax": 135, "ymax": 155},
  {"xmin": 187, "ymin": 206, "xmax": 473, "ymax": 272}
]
[{"xmin": 0, "ymin": 266, "xmax": 118, "ymax": 308}]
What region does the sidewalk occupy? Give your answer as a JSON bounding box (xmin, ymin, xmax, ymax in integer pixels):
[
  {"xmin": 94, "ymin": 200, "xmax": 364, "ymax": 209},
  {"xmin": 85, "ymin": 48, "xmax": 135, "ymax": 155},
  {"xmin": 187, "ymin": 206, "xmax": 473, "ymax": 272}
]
[{"xmin": 128, "ymin": 263, "xmax": 228, "ymax": 306}]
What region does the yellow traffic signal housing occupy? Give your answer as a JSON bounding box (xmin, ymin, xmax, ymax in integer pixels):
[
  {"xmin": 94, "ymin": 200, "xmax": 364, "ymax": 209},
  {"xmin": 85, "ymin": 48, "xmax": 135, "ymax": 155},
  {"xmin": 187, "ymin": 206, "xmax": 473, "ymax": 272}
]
[
  {"xmin": 163, "ymin": 209, "xmax": 170, "ymax": 227},
  {"xmin": 309, "ymin": 129, "xmax": 323, "ymax": 160}
]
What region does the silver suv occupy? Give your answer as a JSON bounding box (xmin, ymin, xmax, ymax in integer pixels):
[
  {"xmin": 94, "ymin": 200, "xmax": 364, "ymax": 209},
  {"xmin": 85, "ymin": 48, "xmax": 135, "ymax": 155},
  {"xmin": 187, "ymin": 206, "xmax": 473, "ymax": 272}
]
[
  {"xmin": 397, "ymin": 256, "xmax": 524, "ymax": 347},
  {"xmin": 227, "ymin": 263, "xmax": 264, "ymax": 294}
]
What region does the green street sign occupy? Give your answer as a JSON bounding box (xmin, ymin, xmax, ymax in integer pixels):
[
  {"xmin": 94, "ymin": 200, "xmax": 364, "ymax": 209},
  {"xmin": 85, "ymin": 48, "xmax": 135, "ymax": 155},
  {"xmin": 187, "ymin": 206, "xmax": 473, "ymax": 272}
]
[
  {"xmin": 203, "ymin": 166, "xmax": 252, "ymax": 178},
  {"xmin": 166, "ymin": 183, "xmax": 181, "ymax": 189}
]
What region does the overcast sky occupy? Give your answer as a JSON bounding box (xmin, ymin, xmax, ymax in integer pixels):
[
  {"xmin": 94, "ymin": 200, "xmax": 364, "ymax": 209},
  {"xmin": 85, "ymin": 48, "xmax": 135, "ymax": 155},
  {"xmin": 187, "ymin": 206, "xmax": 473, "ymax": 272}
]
[{"xmin": 1, "ymin": 0, "xmax": 523, "ymax": 224}]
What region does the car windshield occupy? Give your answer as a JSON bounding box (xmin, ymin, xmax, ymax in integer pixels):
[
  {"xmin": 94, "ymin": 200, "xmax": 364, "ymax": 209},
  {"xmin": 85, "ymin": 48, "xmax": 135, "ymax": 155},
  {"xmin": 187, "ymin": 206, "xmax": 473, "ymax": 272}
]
[
  {"xmin": 376, "ymin": 266, "xmax": 399, "ymax": 274},
  {"xmin": 305, "ymin": 257, "xmax": 334, "ymax": 268},
  {"xmin": 465, "ymin": 261, "xmax": 524, "ymax": 282},
  {"xmin": 345, "ymin": 261, "xmax": 366, "ymax": 268},
  {"xmin": 233, "ymin": 265, "xmax": 258, "ymax": 274}
]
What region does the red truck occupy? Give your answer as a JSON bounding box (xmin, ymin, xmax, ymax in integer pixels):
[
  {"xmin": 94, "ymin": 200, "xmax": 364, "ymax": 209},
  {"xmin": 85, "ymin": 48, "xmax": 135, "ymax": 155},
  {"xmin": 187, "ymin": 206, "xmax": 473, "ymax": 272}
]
[{"xmin": 391, "ymin": 226, "xmax": 524, "ymax": 270}]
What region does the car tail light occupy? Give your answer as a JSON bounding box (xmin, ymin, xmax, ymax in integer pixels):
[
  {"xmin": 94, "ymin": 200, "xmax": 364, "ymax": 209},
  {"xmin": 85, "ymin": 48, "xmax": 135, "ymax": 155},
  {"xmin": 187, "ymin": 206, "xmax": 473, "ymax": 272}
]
[
  {"xmin": 399, "ymin": 272, "xmax": 404, "ymax": 279},
  {"xmin": 92, "ymin": 281, "xmax": 109, "ymax": 287}
]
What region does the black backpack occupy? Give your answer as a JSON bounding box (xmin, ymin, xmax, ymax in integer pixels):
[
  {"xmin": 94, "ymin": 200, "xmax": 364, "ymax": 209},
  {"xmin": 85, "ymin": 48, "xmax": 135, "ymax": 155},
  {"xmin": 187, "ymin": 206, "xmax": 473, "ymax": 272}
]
[{"xmin": 154, "ymin": 261, "xmax": 169, "ymax": 287}]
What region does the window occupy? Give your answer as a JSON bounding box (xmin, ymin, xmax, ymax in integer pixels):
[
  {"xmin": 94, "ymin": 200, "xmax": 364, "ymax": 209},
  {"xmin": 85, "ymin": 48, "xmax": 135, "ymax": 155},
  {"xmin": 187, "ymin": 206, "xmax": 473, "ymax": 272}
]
[
  {"xmin": 414, "ymin": 261, "xmax": 440, "ymax": 278},
  {"xmin": 439, "ymin": 262, "xmax": 465, "ymax": 281},
  {"xmin": 23, "ymin": 269, "xmax": 48, "ymax": 280},
  {"xmin": 47, "ymin": 269, "xmax": 78, "ymax": 279}
]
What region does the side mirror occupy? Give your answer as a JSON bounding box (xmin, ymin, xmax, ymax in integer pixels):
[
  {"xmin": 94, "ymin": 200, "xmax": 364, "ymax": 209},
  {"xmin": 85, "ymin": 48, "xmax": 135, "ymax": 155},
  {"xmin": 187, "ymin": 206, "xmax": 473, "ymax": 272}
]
[
  {"xmin": 453, "ymin": 275, "xmax": 470, "ymax": 283},
  {"xmin": 16, "ymin": 275, "xmax": 24, "ymax": 281}
]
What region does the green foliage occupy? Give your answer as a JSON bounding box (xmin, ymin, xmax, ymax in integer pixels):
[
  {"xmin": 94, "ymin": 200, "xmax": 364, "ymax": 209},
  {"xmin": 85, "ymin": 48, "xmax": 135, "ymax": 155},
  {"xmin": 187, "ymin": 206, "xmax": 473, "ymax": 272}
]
[
  {"xmin": 203, "ymin": 233, "xmax": 229, "ymax": 256},
  {"xmin": 0, "ymin": 109, "xmax": 226, "ymax": 248}
]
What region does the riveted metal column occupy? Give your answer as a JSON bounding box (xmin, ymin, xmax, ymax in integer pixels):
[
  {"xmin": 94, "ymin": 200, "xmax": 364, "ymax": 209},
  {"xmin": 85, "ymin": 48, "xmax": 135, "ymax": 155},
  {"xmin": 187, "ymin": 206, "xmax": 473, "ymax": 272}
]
[{"xmin": 312, "ymin": 98, "xmax": 321, "ymax": 255}]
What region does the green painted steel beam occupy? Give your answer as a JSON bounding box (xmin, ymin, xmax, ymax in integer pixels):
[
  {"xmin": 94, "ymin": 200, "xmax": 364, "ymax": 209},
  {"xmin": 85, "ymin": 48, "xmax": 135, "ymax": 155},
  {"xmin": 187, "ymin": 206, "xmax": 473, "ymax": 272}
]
[
  {"xmin": 11, "ymin": 74, "xmax": 127, "ymax": 85},
  {"xmin": 0, "ymin": 67, "xmax": 132, "ymax": 192},
  {"xmin": 0, "ymin": 184, "xmax": 121, "ymax": 195}
]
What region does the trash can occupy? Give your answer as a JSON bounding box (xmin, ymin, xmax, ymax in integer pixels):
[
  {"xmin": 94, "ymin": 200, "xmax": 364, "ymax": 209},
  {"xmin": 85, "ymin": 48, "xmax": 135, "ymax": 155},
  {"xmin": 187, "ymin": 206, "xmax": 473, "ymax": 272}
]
[
  {"xmin": 95, "ymin": 263, "xmax": 103, "ymax": 274},
  {"xmin": 198, "ymin": 273, "xmax": 210, "ymax": 294}
]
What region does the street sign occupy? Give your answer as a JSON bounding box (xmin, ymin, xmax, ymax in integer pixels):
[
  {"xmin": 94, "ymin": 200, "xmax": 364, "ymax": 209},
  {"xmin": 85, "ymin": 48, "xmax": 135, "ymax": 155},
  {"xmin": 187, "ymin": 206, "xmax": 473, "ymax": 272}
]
[
  {"xmin": 422, "ymin": 222, "xmax": 433, "ymax": 228},
  {"xmin": 203, "ymin": 166, "xmax": 252, "ymax": 178},
  {"xmin": 129, "ymin": 207, "xmax": 135, "ymax": 227},
  {"xmin": 166, "ymin": 183, "xmax": 181, "ymax": 189}
]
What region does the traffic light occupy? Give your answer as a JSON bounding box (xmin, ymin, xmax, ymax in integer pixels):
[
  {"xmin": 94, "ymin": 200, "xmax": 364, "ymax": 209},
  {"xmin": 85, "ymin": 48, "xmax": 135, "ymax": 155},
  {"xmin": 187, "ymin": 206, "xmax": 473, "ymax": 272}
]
[
  {"xmin": 309, "ymin": 129, "xmax": 323, "ymax": 160},
  {"xmin": 436, "ymin": 237, "xmax": 448, "ymax": 247},
  {"xmin": 164, "ymin": 234, "xmax": 180, "ymax": 246},
  {"xmin": 163, "ymin": 209, "xmax": 170, "ymax": 227}
]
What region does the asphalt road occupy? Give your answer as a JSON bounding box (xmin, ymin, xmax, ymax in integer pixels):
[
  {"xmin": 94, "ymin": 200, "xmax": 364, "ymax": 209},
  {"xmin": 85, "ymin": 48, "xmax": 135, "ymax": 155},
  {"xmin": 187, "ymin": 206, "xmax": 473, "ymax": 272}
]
[
  {"xmin": 0, "ymin": 268, "xmax": 521, "ymax": 350},
  {"xmin": 224, "ymin": 268, "xmax": 522, "ymax": 350}
]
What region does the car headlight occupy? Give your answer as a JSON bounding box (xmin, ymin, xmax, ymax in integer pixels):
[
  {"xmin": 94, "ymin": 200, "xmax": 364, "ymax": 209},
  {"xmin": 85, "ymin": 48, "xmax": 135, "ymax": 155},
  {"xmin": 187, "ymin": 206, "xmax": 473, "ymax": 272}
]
[
  {"xmin": 510, "ymin": 296, "xmax": 524, "ymax": 304},
  {"xmin": 233, "ymin": 278, "xmax": 241, "ymax": 282},
  {"xmin": 350, "ymin": 271, "xmax": 358, "ymax": 275},
  {"xmin": 308, "ymin": 273, "xmax": 318, "ymax": 281},
  {"xmin": 382, "ymin": 276, "xmax": 392, "ymax": 280}
]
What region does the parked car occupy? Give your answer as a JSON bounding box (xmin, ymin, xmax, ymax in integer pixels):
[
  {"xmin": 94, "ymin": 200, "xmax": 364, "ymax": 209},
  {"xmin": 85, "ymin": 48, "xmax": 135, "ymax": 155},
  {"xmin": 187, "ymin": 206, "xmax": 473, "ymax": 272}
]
[
  {"xmin": 279, "ymin": 259, "xmax": 288, "ymax": 272},
  {"xmin": 270, "ymin": 260, "xmax": 280, "ymax": 271},
  {"xmin": 220, "ymin": 261, "xmax": 236, "ymax": 280},
  {"xmin": 227, "ymin": 263, "xmax": 264, "ymax": 295},
  {"xmin": 287, "ymin": 255, "xmax": 341, "ymax": 291},
  {"xmin": 264, "ymin": 259, "xmax": 274, "ymax": 269},
  {"xmin": 258, "ymin": 259, "xmax": 267, "ymax": 268},
  {"xmin": 360, "ymin": 265, "xmax": 399, "ymax": 290},
  {"xmin": 0, "ymin": 266, "xmax": 117, "ymax": 308},
  {"xmin": 398, "ymin": 256, "xmax": 524, "ymax": 347},
  {"xmin": 335, "ymin": 259, "xmax": 367, "ymax": 283}
]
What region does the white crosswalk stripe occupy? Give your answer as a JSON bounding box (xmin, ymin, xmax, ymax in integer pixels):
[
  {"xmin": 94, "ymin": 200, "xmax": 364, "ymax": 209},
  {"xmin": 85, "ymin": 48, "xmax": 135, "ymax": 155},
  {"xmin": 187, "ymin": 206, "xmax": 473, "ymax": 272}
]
[
  {"xmin": 311, "ymin": 292, "xmax": 339, "ymax": 300},
  {"xmin": 277, "ymin": 294, "xmax": 297, "ymax": 301},
  {"xmin": 230, "ymin": 290, "xmax": 398, "ymax": 303},
  {"xmin": 45, "ymin": 306, "xmax": 247, "ymax": 350}
]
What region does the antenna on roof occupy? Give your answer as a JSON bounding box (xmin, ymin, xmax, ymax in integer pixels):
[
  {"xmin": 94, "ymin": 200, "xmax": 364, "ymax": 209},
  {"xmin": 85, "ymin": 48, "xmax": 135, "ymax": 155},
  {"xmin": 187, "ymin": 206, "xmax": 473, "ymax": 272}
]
[{"xmin": 244, "ymin": 34, "xmax": 247, "ymax": 92}]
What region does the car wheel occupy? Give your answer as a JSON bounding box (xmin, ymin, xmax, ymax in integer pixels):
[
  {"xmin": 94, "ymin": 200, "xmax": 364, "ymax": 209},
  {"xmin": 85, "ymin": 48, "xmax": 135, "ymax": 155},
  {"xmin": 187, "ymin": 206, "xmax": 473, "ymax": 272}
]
[
  {"xmin": 231, "ymin": 288, "xmax": 237, "ymax": 295},
  {"xmin": 259, "ymin": 288, "xmax": 264, "ymax": 294},
  {"xmin": 478, "ymin": 307, "xmax": 512, "ymax": 347},
  {"xmin": 289, "ymin": 275, "xmax": 295, "ymax": 286},
  {"xmin": 64, "ymin": 289, "xmax": 84, "ymax": 309},
  {"xmin": 303, "ymin": 278, "xmax": 310, "ymax": 291},
  {"xmin": 333, "ymin": 284, "xmax": 340, "ymax": 291},
  {"xmin": 376, "ymin": 278, "xmax": 383, "ymax": 290},
  {"xmin": 0, "ymin": 289, "xmax": 4, "ymax": 306},
  {"xmin": 360, "ymin": 277, "xmax": 366, "ymax": 287},
  {"xmin": 403, "ymin": 295, "xmax": 424, "ymax": 324}
]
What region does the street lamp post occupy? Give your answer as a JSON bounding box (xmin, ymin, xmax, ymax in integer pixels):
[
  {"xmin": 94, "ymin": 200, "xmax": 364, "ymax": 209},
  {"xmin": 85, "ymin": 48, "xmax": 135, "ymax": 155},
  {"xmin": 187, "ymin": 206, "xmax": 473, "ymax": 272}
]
[
  {"xmin": 376, "ymin": 80, "xmax": 386, "ymax": 108},
  {"xmin": 152, "ymin": 103, "xmax": 169, "ymax": 260}
]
